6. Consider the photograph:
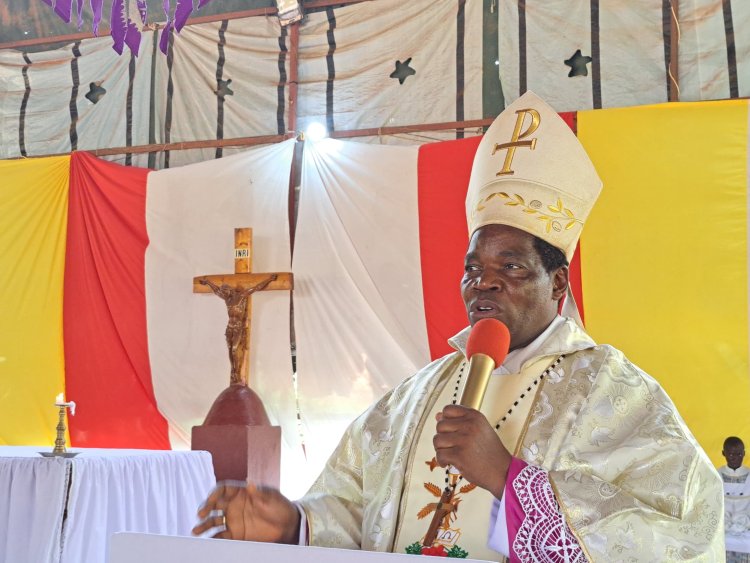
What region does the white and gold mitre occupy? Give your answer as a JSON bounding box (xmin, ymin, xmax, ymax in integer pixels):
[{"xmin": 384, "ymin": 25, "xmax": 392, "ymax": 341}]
[{"xmin": 465, "ymin": 91, "xmax": 602, "ymax": 261}]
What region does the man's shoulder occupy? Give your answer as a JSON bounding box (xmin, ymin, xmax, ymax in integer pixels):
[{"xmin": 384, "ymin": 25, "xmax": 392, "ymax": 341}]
[
  {"xmin": 365, "ymin": 351, "xmax": 462, "ymax": 414},
  {"xmin": 568, "ymin": 343, "xmax": 672, "ymax": 402},
  {"xmin": 391, "ymin": 351, "xmax": 462, "ymax": 396}
]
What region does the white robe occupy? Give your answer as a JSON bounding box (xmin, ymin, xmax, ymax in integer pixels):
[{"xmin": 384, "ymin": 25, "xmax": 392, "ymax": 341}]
[{"xmin": 299, "ymin": 318, "xmax": 725, "ymax": 561}]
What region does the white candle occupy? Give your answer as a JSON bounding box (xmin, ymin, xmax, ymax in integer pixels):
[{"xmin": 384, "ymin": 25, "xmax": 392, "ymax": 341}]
[{"xmin": 54, "ymin": 393, "xmax": 76, "ymax": 415}]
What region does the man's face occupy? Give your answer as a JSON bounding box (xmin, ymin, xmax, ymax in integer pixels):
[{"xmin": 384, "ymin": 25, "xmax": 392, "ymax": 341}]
[
  {"xmin": 461, "ymin": 224, "xmax": 568, "ymax": 351},
  {"xmin": 723, "ymin": 443, "xmax": 745, "ymax": 470}
]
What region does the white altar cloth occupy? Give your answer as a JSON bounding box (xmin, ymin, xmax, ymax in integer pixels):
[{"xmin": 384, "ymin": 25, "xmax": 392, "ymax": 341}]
[
  {"xmin": 109, "ymin": 533, "xmax": 490, "ymax": 563},
  {"xmin": 0, "ymin": 447, "xmax": 215, "ymax": 563}
]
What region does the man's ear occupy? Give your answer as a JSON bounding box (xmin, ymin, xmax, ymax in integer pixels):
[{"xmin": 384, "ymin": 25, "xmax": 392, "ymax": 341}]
[{"xmin": 552, "ymin": 266, "xmax": 569, "ymax": 301}]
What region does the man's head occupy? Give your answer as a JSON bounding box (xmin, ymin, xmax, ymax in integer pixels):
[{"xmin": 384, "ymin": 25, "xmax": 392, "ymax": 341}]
[
  {"xmin": 462, "ymin": 224, "xmax": 568, "ymax": 351},
  {"xmin": 462, "ymin": 91, "xmax": 602, "ymax": 343},
  {"xmin": 723, "ymin": 436, "xmax": 745, "ymax": 470}
]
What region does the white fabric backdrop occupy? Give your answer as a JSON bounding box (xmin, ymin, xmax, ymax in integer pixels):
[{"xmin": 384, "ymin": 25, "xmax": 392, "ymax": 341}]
[
  {"xmin": 144, "ymin": 139, "xmax": 304, "ymax": 496},
  {"xmin": 498, "ymin": 0, "xmax": 670, "ymax": 111},
  {"xmin": 156, "ymin": 16, "xmax": 289, "ymax": 169},
  {"xmin": 0, "ymin": 17, "xmax": 287, "ymax": 165},
  {"xmin": 679, "ymin": 0, "xmax": 750, "ymax": 100},
  {"xmin": 293, "ymin": 139, "xmax": 431, "ymax": 485},
  {"xmin": 297, "ymin": 0, "xmax": 483, "ymax": 134},
  {"xmin": 0, "ymin": 37, "xmax": 146, "ymax": 159}
]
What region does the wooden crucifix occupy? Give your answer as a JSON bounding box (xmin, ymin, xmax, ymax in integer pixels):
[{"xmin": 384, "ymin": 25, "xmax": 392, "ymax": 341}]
[{"xmin": 193, "ymin": 228, "xmax": 292, "ymax": 387}]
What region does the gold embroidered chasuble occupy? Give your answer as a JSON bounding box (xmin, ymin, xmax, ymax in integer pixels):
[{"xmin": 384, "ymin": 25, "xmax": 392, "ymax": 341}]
[{"xmin": 299, "ymin": 318, "xmax": 725, "ymax": 561}]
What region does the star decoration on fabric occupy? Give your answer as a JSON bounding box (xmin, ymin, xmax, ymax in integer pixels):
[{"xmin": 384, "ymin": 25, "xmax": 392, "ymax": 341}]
[
  {"xmin": 85, "ymin": 81, "xmax": 107, "ymax": 104},
  {"xmin": 563, "ymin": 49, "xmax": 593, "ymax": 77},
  {"xmin": 215, "ymin": 78, "xmax": 234, "ymax": 99},
  {"xmin": 390, "ymin": 57, "xmax": 416, "ymax": 85}
]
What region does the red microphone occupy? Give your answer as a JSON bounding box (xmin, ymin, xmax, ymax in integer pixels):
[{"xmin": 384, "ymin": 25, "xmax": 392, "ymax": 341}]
[{"xmin": 459, "ymin": 319, "xmax": 511, "ymax": 410}]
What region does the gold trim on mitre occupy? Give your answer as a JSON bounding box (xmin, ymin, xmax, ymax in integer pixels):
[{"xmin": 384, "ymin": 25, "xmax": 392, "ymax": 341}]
[{"xmin": 465, "ymin": 91, "xmax": 602, "ymax": 261}]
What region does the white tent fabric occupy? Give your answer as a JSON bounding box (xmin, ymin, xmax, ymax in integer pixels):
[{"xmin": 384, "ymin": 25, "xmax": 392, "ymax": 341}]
[
  {"xmin": 157, "ymin": 16, "xmax": 289, "ymax": 169},
  {"xmin": 3, "ymin": 1, "xmax": 750, "ymax": 162},
  {"xmin": 0, "ymin": 17, "xmax": 287, "ymax": 166},
  {"xmin": 680, "ymin": 0, "xmax": 750, "ymax": 100},
  {"xmin": 144, "ymin": 139, "xmax": 304, "ymax": 496},
  {"xmin": 297, "ymin": 0, "xmax": 483, "ymax": 134},
  {"xmin": 0, "ymin": 37, "xmax": 149, "ymax": 159},
  {"xmin": 293, "ymin": 139, "xmax": 431, "ymax": 485},
  {"xmin": 498, "ymin": 0, "xmax": 670, "ymax": 111}
]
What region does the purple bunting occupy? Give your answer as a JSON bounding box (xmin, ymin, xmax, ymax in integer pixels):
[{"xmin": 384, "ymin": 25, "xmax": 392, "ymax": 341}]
[
  {"xmin": 159, "ymin": 20, "xmax": 173, "ymax": 55},
  {"xmin": 40, "ymin": 0, "xmax": 196, "ymax": 56},
  {"xmin": 136, "ymin": 0, "xmax": 148, "ymax": 25},
  {"xmin": 124, "ymin": 21, "xmax": 142, "ymax": 56},
  {"xmin": 174, "ymin": 0, "xmax": 194, "ymax": 33},
  {"xmin": 159, "ymin": 0, "xmax": 173, "ymax": 54},
  {"xmin": 54, "ymin": 0, "xmax": 73, "ymax": 24},
  {"xmin": 110, "ymin": 0, "xmax": 127, "ymax": 54},
  {"xmin": 198, "ymin": 0, "xmax": 214, "ymax": 8},
  {"xmin": 91, "ymin": 0, "xmax": 104, "ymax": 36}
]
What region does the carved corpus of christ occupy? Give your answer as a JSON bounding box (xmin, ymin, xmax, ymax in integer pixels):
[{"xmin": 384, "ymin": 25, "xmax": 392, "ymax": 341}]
[
  {"xmin": 198, "ymin": 274, "xmax": 277, "ymax": 385},
  {"xmin": 192, "ymin": 228, "xmax": 293, "ymax": 388}
]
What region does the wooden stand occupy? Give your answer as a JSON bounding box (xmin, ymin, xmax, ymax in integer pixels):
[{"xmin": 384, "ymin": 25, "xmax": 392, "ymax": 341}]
[
  {"xmin": 191, "ymin": 384, "xmax": 281, "ymax": 485},
  {"xmin": 192, "ymin": 424, "xmax": 280, "ymax": 485},
  {"xmin": 191, "ymin": 228, "xmax": 290, "ymax": 485}
]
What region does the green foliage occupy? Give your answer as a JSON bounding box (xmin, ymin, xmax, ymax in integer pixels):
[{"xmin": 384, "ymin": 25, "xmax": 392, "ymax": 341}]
[
  {"xmin": 447, "ymin": 545, "xmax": 469, "ymax": 558},
  {"xmin": 405, "ymin": 542, "xmax": 423, "ymax": 555}
]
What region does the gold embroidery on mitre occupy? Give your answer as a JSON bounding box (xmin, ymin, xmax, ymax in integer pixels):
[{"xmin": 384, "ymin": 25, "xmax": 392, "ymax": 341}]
[
  {"xmin": 491, "ymin": 108, "xmax": 540, "ymax": 176},
  {"xmin": 474, "ymin": 192, "xmax": 582, "ymax": 233}
]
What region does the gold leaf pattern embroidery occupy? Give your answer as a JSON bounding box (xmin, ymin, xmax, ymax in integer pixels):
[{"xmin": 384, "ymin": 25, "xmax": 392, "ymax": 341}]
[
  {"xmin": 424, "ymin": 482, "xmax": 442, "ymax": 497},
  {"xmin": 475, "ymin": 192, "xmax": 583, "ymax": 233}
]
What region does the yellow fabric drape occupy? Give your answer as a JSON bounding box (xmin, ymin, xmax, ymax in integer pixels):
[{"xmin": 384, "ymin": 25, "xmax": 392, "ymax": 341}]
[
  {"xmin": 578, "ymin": 100, "xmax": 750, "ymax": 467},
  {"xmin": 0, "ymin": 156, "xmax": 70, "ymax": 445}
]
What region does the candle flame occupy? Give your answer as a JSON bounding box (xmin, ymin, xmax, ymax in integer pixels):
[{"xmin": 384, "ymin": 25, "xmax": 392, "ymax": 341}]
[{"xmin": 56, "ymin": 393, "xmax": 64, "ymax": 403}]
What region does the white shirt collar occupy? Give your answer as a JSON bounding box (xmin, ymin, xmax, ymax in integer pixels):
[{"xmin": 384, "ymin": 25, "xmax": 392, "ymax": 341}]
[
  {"xmin": 496, "ymin": 316, "xmax": 566, "ymax": 374},
  {"xmin": 448, "ymin": 315, "xmax": 594, "ymax": 375}
]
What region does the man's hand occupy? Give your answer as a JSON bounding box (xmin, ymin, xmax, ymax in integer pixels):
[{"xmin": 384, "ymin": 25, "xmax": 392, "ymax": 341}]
[
  {"xmin": 433, "ymin": 405, "xmax": 511, "ymax": 499},
  {"xmin": 192, "ymin": 482, "xmax": 301, "ymax": 543}
]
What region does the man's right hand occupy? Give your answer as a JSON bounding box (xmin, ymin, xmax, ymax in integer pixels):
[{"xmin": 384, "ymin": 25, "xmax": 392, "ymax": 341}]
[{"xmin": 192, "ymin": 482, "xmax": 301, "ymax": 544}]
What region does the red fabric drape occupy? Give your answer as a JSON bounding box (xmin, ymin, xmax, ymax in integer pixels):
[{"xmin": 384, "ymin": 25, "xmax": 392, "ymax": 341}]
[
  {"xmin": 417, "ymin": 136, "xmax": 482, "ymax": 359},
  {"xmin": 64, "ymin": 152, "xmax": 169, "ymax": 448}
]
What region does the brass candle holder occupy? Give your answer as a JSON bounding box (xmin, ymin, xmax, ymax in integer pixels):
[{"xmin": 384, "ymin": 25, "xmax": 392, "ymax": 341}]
[{"xmin": 40, "ymin": 395, "xmax": 78, "ymax": 458}]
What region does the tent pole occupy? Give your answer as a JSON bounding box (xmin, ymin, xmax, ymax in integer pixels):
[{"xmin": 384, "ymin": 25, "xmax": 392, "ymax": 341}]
[
  {"xmin": 669, "ymin": 0, "xmax": 680, "ymax": 102},
  {"xmin": 288, "ymin": 22, "xmax": 300, "ymax": 136}
]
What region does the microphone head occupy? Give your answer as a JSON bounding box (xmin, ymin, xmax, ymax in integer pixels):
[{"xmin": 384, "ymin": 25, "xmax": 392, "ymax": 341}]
[{"xmin": 465, "ymin": 318, "xmax": 511, "ymax": 368}]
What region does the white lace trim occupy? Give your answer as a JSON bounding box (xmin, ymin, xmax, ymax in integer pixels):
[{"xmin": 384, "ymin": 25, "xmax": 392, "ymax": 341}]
[{"xmin": 512, "ymin": 465, "xmax": 585, "ymax": 563}]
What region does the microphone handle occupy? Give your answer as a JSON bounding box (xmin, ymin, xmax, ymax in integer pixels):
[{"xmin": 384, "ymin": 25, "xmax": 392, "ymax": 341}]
[{"xmin": 459, "ymin": 353, "xmax": 495, "ymax": 410}]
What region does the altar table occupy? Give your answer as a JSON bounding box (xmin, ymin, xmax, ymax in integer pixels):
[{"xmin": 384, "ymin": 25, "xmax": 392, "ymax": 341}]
[{"xmin": 0, "ymin": 447, "xmax": 215, "ymax": 563}]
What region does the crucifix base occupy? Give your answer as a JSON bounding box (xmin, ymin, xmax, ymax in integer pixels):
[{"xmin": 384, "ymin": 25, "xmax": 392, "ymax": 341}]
[
  {"xmin": 191, "ymin": 384, "xmax": 280, "ymax": 485},
  {"xmin": 192, "ymin": 424, "xmax": 281, "ymax": 485}
]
